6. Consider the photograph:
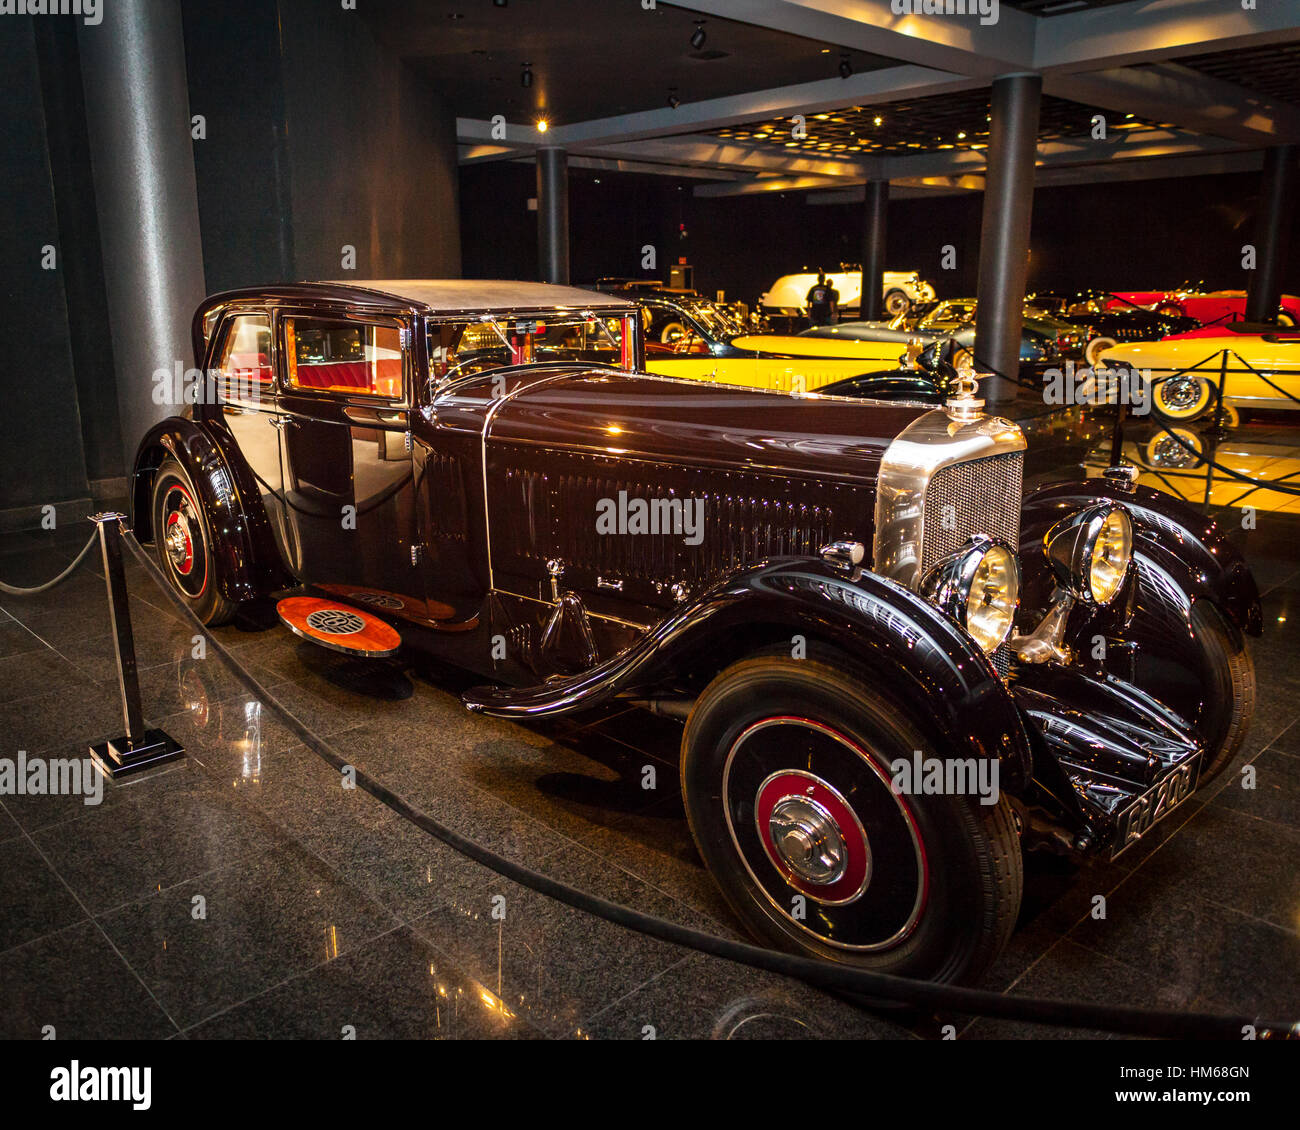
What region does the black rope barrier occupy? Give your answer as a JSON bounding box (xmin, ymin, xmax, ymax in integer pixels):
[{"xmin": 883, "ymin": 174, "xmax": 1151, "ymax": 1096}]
[
  {"xmin": 0, "ymin": 527, "xmax": 99, "ymax": 596},
  {"xmin": 971, "ymin": 348, "xmax": 1300, "ymax": 497},
  {"xmin": 117, "ymin": 522, "xmax": 1296, "ymax": 1040}
]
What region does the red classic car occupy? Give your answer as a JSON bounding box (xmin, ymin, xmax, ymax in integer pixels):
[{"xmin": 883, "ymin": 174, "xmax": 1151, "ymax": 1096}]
[{"xmin": 1110, "ymin": 288, "xmax": 1300, "ymax": 327}]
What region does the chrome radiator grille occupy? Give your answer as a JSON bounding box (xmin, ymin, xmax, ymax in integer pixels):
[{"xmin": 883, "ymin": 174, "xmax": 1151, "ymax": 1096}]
[{"xmin": 921, "ymin": 452, "xmax": 1024, "ymax": 575}]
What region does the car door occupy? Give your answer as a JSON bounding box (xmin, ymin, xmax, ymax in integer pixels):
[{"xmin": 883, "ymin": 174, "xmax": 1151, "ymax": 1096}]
[
  {"xmin": 212, "ymin": 310, "xmax": 289, "ymax": 551},
  {"xmin": 273, "ymin": 309, "xmax": 428, "ymax": 616}
]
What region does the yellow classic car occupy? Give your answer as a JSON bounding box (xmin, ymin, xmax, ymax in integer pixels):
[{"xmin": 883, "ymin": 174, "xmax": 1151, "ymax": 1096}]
[
  {"xmin": 634, "ymin": 292, "xmax": 919, "ymax": 392},
  {"xmin": 1097, "ymin": 326, "xmax": 1300, "ymax": 421}
]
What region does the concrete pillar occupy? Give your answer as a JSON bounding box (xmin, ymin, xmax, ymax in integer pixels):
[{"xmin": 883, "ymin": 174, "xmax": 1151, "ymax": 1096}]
[
  {"xmin": 78, "ymin": 0, "xmax": 207, "ymax": 466},
  {"xmin": 860, "ymin": 179, "xmax": 889, "ymax": 322},
  {"xmin": 536, "ymin": 147, "xmax": 570, "ymax": 285},
  {"xmin": 974, "ymin": 74, "xmax": 1041, "ymax": 405},
  {"xmin": 1245, "ymin": 144, "xmax": 1297, "ymax": 324}
]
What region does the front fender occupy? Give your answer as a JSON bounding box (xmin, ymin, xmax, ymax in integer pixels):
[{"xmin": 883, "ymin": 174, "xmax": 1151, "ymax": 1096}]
[
  {"xmin": 1020, "ymin": 478, "xmax": 1262, "ymax": 639},
  {"xmin": 131, "ymin": 416, "xmax": 286, "ymax": 601},
  {"xmin": 1019, "ymin": 477, "xmax": 1260, "ymax": 748},
  {"xmin": 463, "ymin": 558, "xmax": 1033, "ymax": 792}
]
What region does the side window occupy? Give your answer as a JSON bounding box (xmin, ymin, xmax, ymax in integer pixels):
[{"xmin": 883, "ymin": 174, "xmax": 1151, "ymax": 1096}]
[
  {"xmin": 216, "ymin": 313, "xmax": 273, "ymax": 399},
  {"xmin": 283, "ymin": 316, "xmax": 404, "ymax": 398}
]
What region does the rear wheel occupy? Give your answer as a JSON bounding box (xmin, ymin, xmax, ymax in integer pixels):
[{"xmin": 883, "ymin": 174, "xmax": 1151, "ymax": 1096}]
[
  {"xmin": 884, "ymin": 289, "xmax": 910, "ymax": 317},
  {"xmin": 1152, "ymin": 372, "xmax": 1215, "ymax": 422},
  {"xmin": 1085, "ymin": 334, "xmax": 1118, "ymax": 367},
  {"xmin": 151, "ymin": 458, "xmax": 236, "ymax": 626},
  {"xmin": 681, "ymin": 651, "xmax": 1022, "ymax": 986}
]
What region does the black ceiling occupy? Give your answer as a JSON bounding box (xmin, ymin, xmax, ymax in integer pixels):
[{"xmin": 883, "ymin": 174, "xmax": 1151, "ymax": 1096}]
[
  {"xmin": 361, "ymin": 0, "xmax": 896, "ymax": 125},
  {"xmin": 1003, "ymin": 0, "xmax": 1136, "ymax": 14},
  {"xmin": 1178, "ymin": 42, "xmax": 1300, "ymax": 109},
  {"xmin": 706, "ymin": 91, "xmax": 1173, "ymax": 158}
]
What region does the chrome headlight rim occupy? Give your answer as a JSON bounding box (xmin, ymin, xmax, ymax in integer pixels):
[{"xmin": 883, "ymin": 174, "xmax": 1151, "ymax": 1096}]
[
  {"xmin": 918, "ymin": 535, "xmax": 1021, "ymax": 656},
  {"xmin": 1044, "ymin": 503, "xmax": 1134, "ymax": 606}
]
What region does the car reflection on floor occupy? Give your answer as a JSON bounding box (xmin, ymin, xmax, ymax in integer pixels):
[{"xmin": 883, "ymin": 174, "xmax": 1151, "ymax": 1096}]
[{"xmin": 1088, "ymin": 412, "xmax": 1300, "ymax": 515}]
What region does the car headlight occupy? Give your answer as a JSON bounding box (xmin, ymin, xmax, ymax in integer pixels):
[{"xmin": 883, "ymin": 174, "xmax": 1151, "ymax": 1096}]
[
  {"xmin": 1044, "ymin": 504, "xmax": 1133, "ymax": 605},
  {"xmin": 919, "ymin": 536, "xmax": 1020, "ymax": 655}
]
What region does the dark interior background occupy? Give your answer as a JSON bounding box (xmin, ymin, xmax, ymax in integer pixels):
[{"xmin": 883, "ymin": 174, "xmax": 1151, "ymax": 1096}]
[
  {"xmin": 2, "ymin": 2, "xmax": 1296, "ymax": 524},
  {"xmin": 462, "ymin": 161, "xmax": 1299, "ymax": 305}
]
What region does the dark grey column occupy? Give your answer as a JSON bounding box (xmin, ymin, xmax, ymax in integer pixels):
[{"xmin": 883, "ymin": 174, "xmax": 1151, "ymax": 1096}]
[
  {"xmin": 79, "ymin": 0, "xmax": 207, "ymax": 467},
  {"xmin": 975, "ymin": 74, "xmax": 1041, "ymax": 405},
  {"xmin": 537, "ymin": 147, "xmax": 570, "ymax": 285},
  {"xmin": 1245, "ymin": 144, "xmax": 1297, "ymax": 324},
  {"xmin": 860, "ymin": 179, "xmax": 889, "ymax": 322}
]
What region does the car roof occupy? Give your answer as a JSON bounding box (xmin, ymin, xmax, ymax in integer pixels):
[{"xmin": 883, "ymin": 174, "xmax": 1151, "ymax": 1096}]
[{"xmin": 202, "ymin": 279, "xmax": 636, "ymax": 316}]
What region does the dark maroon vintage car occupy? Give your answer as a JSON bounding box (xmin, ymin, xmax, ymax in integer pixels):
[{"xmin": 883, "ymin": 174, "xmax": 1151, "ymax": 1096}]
[{"xmin": 133, "ymin": 280, "xmax": 1260, "ymax": 984}]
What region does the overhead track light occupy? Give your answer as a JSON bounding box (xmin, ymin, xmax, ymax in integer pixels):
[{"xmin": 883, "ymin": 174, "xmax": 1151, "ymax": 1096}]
[
  {"xmin": 690, "ymin": 21, "xmax": 706, "ymax": 50},
  {"xmin": 839, "ymin": 53, "xmax": 852, "ymax": 79},
  {"xmin": 521, "ymin": 62, "xmax": 532, "ymax": 88},
  {"xmin": 668, "ymin": 87, "xmax": 680, "ymax": 109}
]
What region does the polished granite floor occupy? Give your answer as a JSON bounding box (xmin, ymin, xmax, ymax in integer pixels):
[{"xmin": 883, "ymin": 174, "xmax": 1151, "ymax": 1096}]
[{"xmin": 1, "ymin": 410, "xmax": 1298, "ymax": 1040}]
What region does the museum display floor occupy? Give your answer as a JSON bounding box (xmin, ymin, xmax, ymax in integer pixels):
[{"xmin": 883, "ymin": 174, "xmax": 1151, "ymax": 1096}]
[{"xmin": 2, "ymin": 412, "xmax": 1298, "ymax": 1040}]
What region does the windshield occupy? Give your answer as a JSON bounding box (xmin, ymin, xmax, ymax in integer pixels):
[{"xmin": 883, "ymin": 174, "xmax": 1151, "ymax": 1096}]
[{"xmin": 426, "ymin": 312, "xmax": 637, "ymax": 384}]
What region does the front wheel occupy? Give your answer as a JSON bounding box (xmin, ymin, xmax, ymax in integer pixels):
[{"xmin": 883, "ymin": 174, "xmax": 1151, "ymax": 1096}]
[
  {"xmin": 884, "ymin": 289, "xmax": 910, "ymax": 317},
  {"xmin": 1191, "ymin": 602, "xmax": 1255, "ymax": 784},
  {"xmin": 151, "ymin": 458, "xmax": 236, "ymax": 626},
  {"xmin": 681, "ymin": 651, "xmax": 1022, "ymax": 985}
]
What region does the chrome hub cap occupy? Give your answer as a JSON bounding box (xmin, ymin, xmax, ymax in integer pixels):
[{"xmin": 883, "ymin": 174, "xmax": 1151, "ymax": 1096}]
[
  {"xmin": 1160, "ymin": 375, "xmax": 1204, "ymax": 412},
  {"xmin": 159, "ymin": 483, "xmax": 206, "ymax": 598},
  {"xmin": 768, "ymin": 795, "xmax": 848, "ymax": 886},
  {"xmin": 164, "ymin": 513, "xmax": 193, "ymax": 573}
]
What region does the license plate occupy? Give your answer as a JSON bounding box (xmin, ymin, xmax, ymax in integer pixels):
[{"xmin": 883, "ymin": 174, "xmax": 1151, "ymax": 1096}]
[{"xmin": 1112, "ymin": 755, "xmax": 1201, "ymax": 858}]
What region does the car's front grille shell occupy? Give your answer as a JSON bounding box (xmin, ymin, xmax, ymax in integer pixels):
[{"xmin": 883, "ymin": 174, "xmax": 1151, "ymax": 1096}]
[{"xmin": 921, "ymin": 452, "xmax": 1024, "ymax": 575}]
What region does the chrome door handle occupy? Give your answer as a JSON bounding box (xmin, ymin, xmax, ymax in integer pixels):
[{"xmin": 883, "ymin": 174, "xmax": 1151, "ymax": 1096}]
[
  {"xmin": 269, "ymin": 416, "xmax": 299, "ymax": 430},
  {"xmin": 344, "ymin": 405, "xmax": 407, "ymax": 426}
]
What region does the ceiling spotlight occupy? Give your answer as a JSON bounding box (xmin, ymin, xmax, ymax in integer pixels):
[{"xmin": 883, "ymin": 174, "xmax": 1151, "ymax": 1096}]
[
  {"xmin": 521, "ymin": 62, "xmax": 532, "ymax": 88},
  {"xmin": 493, "ymin": 0, "xmax": 507, "ymax": 6},
  {"xmin": 839, "ymin": 54, "xmax": 852, "ymax": 79},
  {"xmin": 690, "ymin": 21, "xmax": 706, "ymax": 50},
  {"xmin": 668, "ymin": 87, "xmax": 680, "ymax": 109},
  {"xmin": 873, "ymin": 115, "xmax": 883, "ymax": 126},
  {"xmin": 536, "ymin": 119, "xmax": 549, "ymax": 133}
]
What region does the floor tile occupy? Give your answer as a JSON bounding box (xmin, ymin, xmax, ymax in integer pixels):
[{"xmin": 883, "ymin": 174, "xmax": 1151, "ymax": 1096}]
[
  {"xmin": 186, "ymin": 926, "xmax": 545, "ymax": 1040},
  {"xmin": 96, "ymin": 841, "xmax": 397, "ymax": 1028},
  {"xmin": 0, "ymin": 920, "xmax": 177, "ymax": 1040}
]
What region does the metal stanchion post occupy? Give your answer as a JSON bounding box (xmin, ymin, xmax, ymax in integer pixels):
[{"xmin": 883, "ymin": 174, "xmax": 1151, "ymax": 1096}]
[
  {"xmin": 1108, "ymin": 398, "xmax": 1128, "ymax": 467},
  {"xmin": 1213, "ymin": 349, "xmax": 1229, "ymax": 438},
  {"xmin": 87, "ymin": 513, "xmax": 185, "ymax": 778}
]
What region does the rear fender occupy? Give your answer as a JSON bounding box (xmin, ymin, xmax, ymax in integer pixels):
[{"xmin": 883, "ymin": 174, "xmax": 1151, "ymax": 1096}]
[
  {"xmin": 464, "ymin": 558, "xmax": 1034, "ymax": 792},
  {"xmin": 131, "ymin": 417, "xmax": 287, "ymax": 601}
]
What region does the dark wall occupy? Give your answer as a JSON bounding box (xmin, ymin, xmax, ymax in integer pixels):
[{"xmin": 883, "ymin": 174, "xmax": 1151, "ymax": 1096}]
[
  {"xmin": 184, "ymin": 0, "xmax": 462, "ymax": 293},
  {"xmin": 0, "ymin": 21, "xmax": 92, "ymax": 519},
  {"xmin": 460, "ymin": 160, "xmax": 1298, "ymax": 307}
]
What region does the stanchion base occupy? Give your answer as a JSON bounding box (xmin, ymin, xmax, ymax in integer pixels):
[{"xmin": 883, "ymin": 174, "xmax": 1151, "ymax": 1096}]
[{"xmin": 89, "ymin": 729, "xmax": 185, "ymax": 779}]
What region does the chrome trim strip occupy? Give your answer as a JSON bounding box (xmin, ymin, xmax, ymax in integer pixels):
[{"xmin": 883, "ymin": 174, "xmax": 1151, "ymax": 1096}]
[
  {"xmin": 479, "ymin": 372, "xmax": 577, "ymax": 592},
  {"xmin": 872, "ymin": 408, "xmax": 1027, "ymax": 590}
]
